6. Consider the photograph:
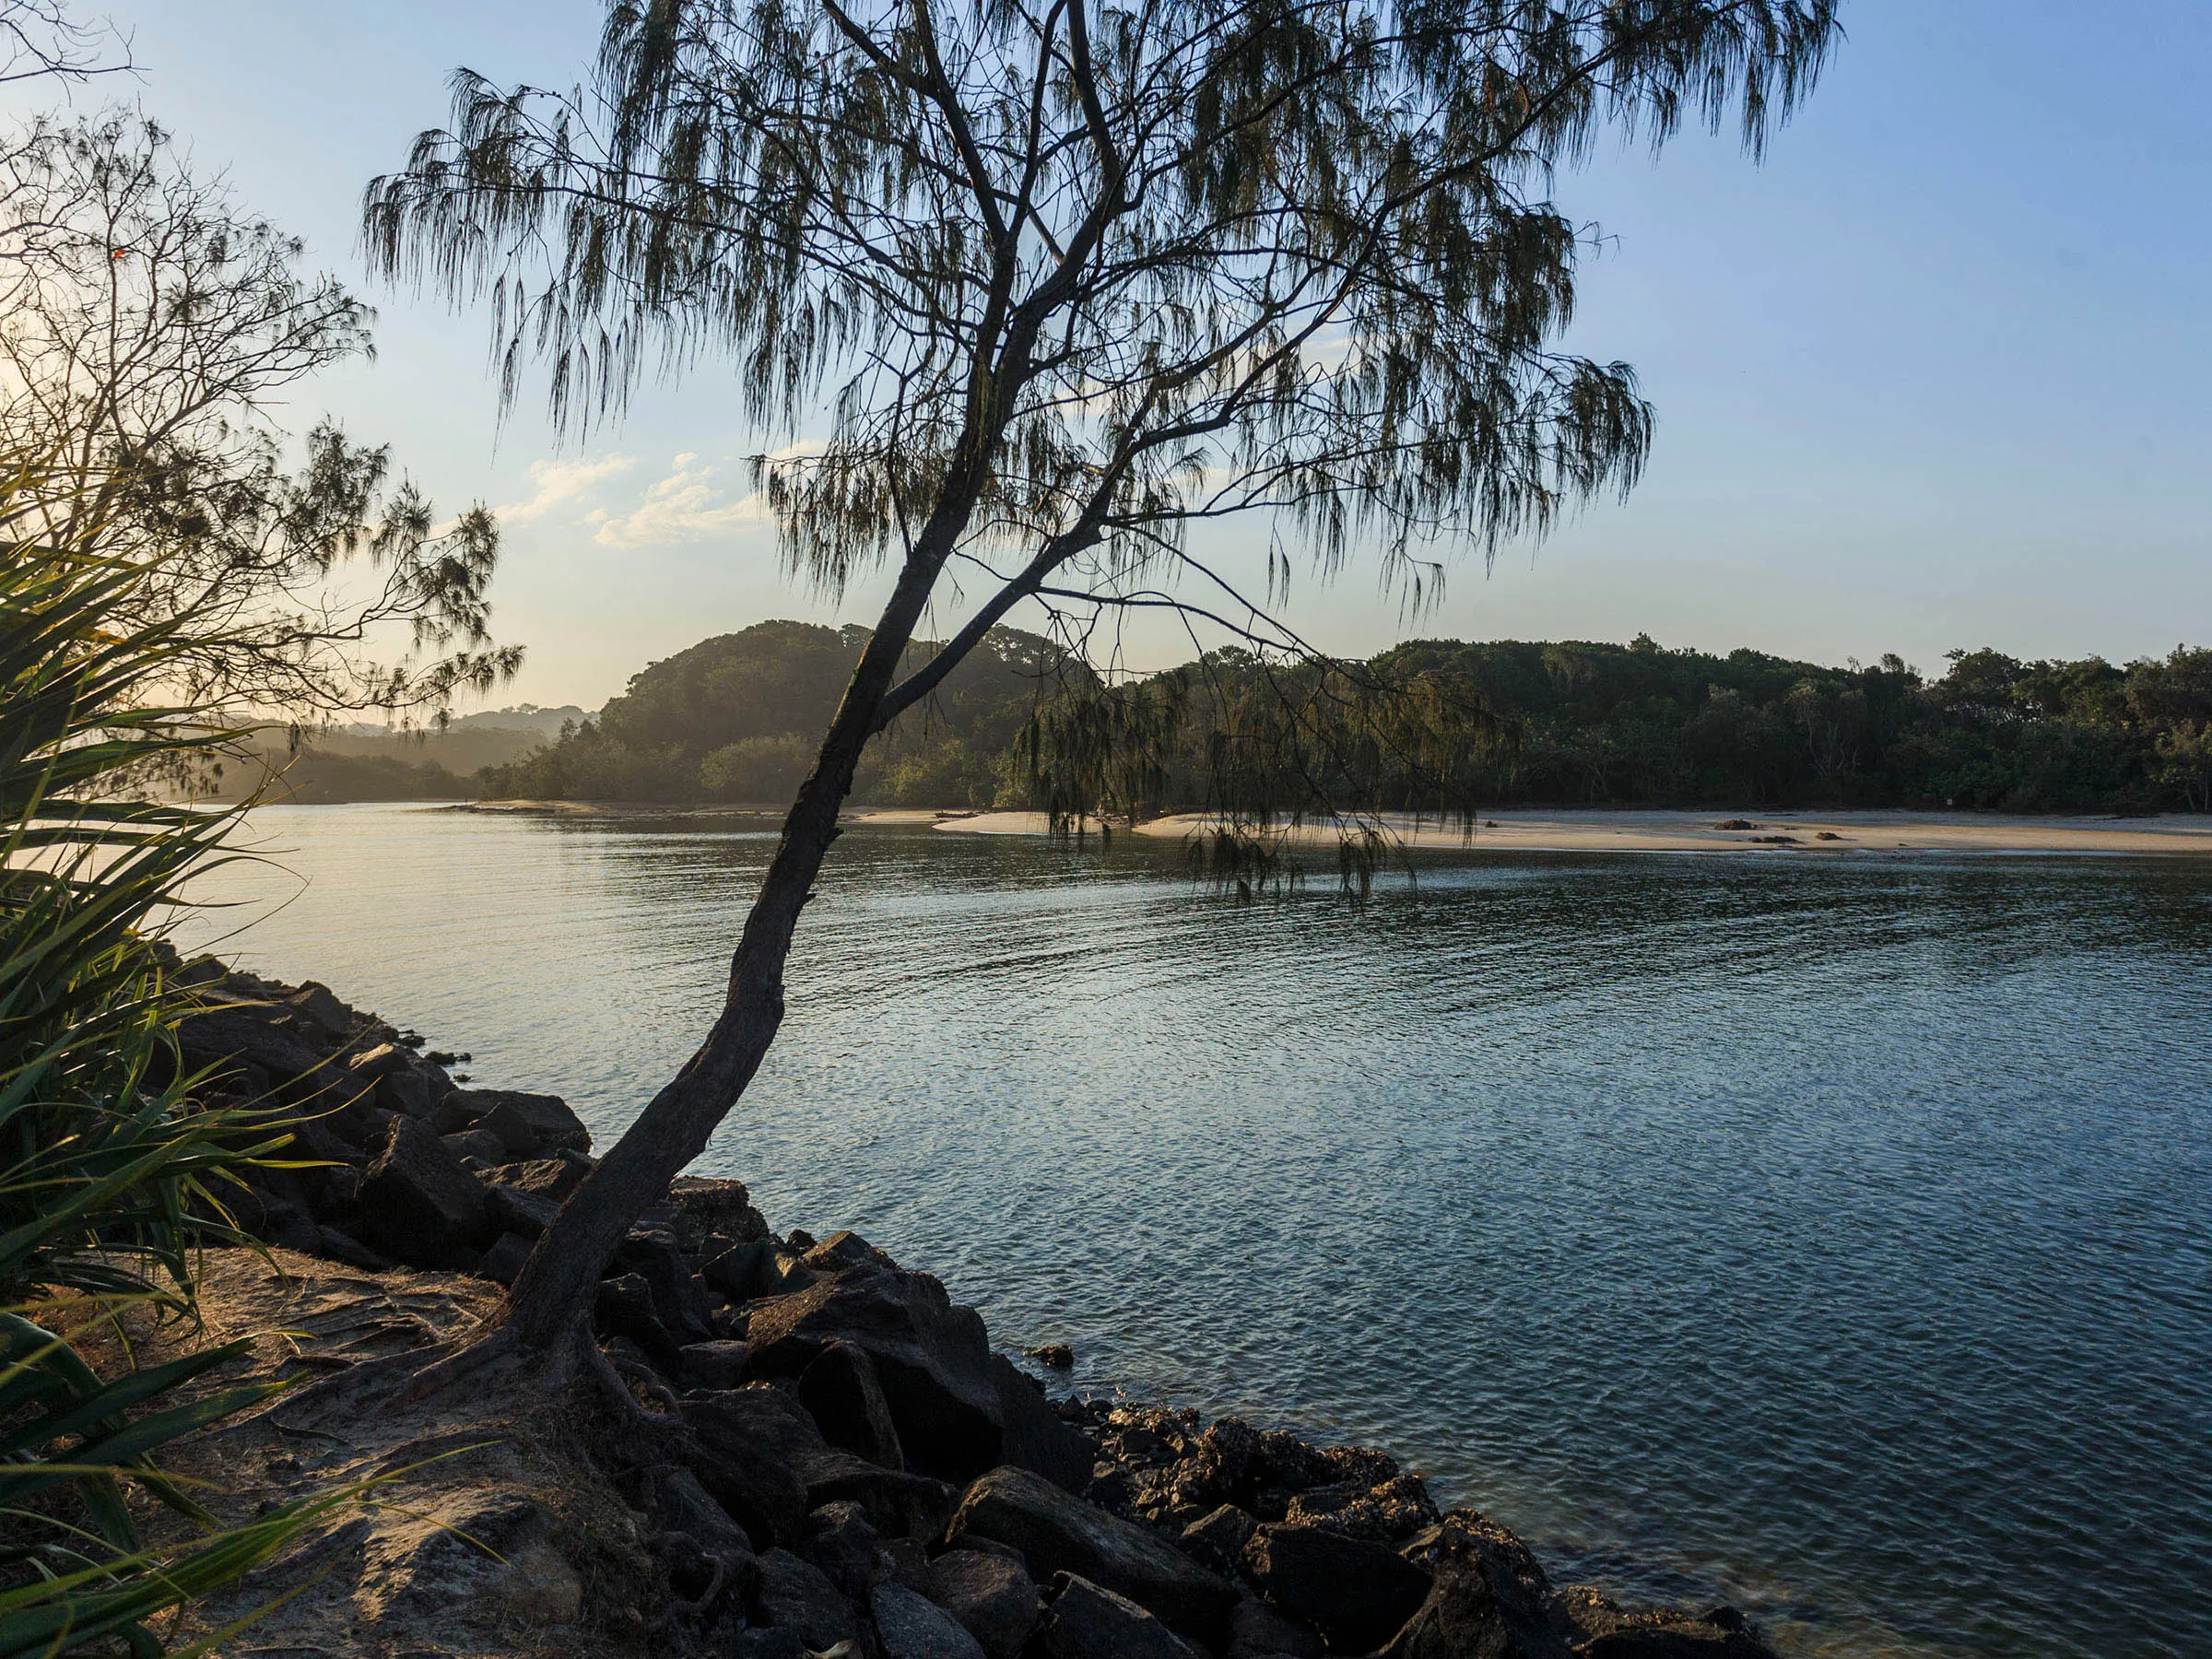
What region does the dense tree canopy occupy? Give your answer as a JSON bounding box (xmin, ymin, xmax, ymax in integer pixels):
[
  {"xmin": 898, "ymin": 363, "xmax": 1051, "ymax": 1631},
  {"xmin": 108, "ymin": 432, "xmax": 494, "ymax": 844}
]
[{"xmin": 482, "ymin": 626, "xmax": 2212, "ymax": 815}]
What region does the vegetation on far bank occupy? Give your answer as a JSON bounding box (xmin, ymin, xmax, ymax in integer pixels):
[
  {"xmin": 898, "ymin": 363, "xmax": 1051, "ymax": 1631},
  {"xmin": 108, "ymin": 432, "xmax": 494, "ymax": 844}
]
[{"xmin": 471, "ymin": 622, "xmax": 2212, "ymax": 817}]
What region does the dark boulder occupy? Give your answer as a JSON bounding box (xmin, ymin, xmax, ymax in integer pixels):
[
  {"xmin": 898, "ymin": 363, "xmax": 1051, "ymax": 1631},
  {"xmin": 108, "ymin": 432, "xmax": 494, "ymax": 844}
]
[
  {"xmin": 441, "ymin": 1127, "xmax": 508, "ymax": 1165},
  {"xmin": 595, "ymin": 1273, "xmax": 685, "ymax": 1373},
  {"xmin": 1379, "ymin": 1514, "xmax": 1571, "ymax": 1659},
  {"xmin": 806, "ymin": 1230, "xmax": 898, "ymax": 1273},
  {"xmin": 313, "ymin": 1225, "xmax": 390, "ymax": 1272},
  {"xmin": 656, "ymin": 1465, "xmax": 760, "ymax": 1566},
  {"xmin": 1046, "ymin": 1574, "xmax": 1206, "ymax": 1659},
  {"xmin": 287, "ymin": 980, "xmax": 355, "ymax": 1039},
  {"xmin": 805, "ymin": 1453, "xmax": 959, "ymax": 1541},
  {"xmin": 801, "ymin": 1339, "xmax": 907, "ymax": 1469},
  {"xmin": 877, "ymin": 1582, "xmax": 988, "ymax": 1659},
  {"xmin": 990, "ymin": 1354, "xmax": 1095, "ymax": 1493},
  {"xmin": 433, "ymin": 1088, "xmax": 590, "ymax": 1155},
  {"xmin": 924, "ymin": 1548, "xmax": 1042, "ymax": 1659},
  {"xmin": 1179, "ymin": 1505, "xmax": 1257, "ymax": 1572},
  {"xmin": 721, "ymin": 1630, "xmax": 803, "ymax": 1659},
  {"xmin": 752, "ymin": 1547, "xmax": 863, "ymax": 1651},
  {"xmin": 355, "ymin": 1116, "xmax": 492, "ymax": 1267},
  {"xmin": 682, "ymin": 1387, "xmax": 823, "ymax": 1549},
  {"xmin": 702, "ymin": 1237, "xmax": 777, "ymax": 1300},
  {"xmin": 1286, "ymin": 1474, "xmax": 1441, "ymax": 1543},
  {"xmin": 375, "ymin": 1066, "xmax": 446, "ymax": 1120},
  {"xmin": 945, "ymin": 1466, "xmax": 1237, "ymax": 1644},
  {"xmin": 177, "ymin": 1004, "xmax": 324, "ymax": 1080},
  {"xmin": 1240, "ymin": 1524, "xmax": 1431, "ymax": 1653},
  {"xmin": 1227, "ymin": 1595, "xmax": 1324, "ymax": 1659},
  {"xmin": 479, "ymin": 1154, "xmax": 592, "ymax": 1203},
  {"xmin": 747, "ymin": 1266, "xmax": 1002, "ymax": 1480},
  {"xmin": 806, "ymin": 1500, "xmax": 882, "ymax": 1599},
  {"xmin": 666, "ymin": 1174, "xmax": 771, "ymax": 1248},
  {"xmin": 486, "ymin": 1182, "xmax": 561, "ymax": 1240},
  {"xmin": 617, "ymin": 1227, "xmax": 715, "ymax": 1345},
  {"xmin": 681, "ymin": 1340, "xmax": 755, "ymax": 1390},
  {"xmin": 478, "ymin": 1231, "xmax": 534, "ymax": 1285}
]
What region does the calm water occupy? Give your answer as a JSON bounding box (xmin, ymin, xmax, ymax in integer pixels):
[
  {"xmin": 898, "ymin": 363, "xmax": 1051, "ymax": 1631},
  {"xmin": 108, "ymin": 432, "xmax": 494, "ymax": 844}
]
[{"xmin": 172, "ymin": 806, "xmax": 2212, "ymax": 1659}]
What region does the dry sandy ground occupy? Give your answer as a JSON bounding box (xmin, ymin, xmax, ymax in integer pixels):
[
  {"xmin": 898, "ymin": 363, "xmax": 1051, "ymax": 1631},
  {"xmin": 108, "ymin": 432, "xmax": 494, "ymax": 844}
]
[{"xmin": 915, "ymin": 807, "xmax": 2212, "ymax": 856}]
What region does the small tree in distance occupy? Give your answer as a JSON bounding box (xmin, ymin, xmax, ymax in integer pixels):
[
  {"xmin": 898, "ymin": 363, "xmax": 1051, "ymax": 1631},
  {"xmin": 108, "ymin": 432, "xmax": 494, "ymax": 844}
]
[{"xmin": 364, "ymin": 0, "xmax": 1841, "ymax": 1359}]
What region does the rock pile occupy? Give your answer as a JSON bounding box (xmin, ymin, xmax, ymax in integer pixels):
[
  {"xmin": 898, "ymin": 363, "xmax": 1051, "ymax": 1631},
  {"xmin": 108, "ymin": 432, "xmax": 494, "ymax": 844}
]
[{"xmin": 168, "ymin": 960, "xmax": 1787, "ymax": 1659}]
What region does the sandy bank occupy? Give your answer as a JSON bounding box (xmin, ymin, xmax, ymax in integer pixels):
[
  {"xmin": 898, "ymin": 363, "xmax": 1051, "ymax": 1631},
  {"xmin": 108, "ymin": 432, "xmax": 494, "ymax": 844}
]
[{"xmin": 934, "ymin": 807, "xmax": 2212, "ymax": 856}]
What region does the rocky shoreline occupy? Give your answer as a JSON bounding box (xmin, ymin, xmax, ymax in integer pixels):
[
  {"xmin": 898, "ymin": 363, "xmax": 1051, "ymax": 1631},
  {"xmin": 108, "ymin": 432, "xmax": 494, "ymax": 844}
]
[{"xmin": 159, "ymin": 955, "xmax": 1787, "ymax": 1658}]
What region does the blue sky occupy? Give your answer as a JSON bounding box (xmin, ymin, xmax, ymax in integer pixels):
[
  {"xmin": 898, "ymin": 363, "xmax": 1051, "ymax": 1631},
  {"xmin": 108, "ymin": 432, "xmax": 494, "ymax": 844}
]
[{"xmin": 20, "ymin": 0, "xmax": 2211, "ymax": 708}]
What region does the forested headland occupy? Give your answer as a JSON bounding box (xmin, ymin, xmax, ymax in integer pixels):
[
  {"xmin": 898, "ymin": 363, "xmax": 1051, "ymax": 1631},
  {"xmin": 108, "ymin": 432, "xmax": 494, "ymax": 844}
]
[{"xmin": 476, "ymin": 622, "xmax": 2212, "ymax": 815}]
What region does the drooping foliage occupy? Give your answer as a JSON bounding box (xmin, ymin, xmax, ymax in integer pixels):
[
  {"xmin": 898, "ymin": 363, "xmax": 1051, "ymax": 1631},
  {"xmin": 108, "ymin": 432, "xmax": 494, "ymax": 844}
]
[{"xmin": 365, "ymin": 0, "xmax": 1845, "ymax": 1351}]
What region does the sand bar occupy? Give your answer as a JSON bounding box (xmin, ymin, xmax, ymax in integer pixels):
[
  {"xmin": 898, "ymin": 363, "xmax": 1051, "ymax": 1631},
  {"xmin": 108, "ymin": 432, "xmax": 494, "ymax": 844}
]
[{"xmin": 928, "ymin": 807, "xmax": 2212, "ymax": 856}]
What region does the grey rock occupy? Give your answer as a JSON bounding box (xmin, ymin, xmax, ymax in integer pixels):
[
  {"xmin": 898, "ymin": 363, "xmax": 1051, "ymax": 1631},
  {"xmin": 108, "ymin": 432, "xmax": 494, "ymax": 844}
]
[
  {"xmin": 1046, "ymin": 1574, "xmax": 1206, "ymax": 1659},
  {"xmin": 882, "ymin": 1535, "xmax": 932, "ymax": 1594},
  {"xmin": 753, "ymin": 1547, "xmax": 862, "ymax": 1652},
  {"xmin": 1241, "ymin": 1524, "xmax": 1431, "ymax": 1653},
  {"xmin": 924, "ymin": 1548, "xmax": 1042, "ymax": 1659},
  {"xmin": 345, "ymin": 1041, "xmax": 411, "ymax": 1078},
  {"xmin": 1286, "ymin": 1474, "xmax": 1441, "ymax": 1543},
  {"xmin": 375, "ymin": 1067, "xmax": 444, "ymax": 1119},
  {"xmin": 876, "ymin": 1582, "xmax": 988, "ymax": 1659},
  {"xmin": 945, "ymin": 1466, "xmax": 1236, "ymax": 1644},
  {"xmin": 356, "ymin": 1115, "xmax": 492, "ymax": 1267}
]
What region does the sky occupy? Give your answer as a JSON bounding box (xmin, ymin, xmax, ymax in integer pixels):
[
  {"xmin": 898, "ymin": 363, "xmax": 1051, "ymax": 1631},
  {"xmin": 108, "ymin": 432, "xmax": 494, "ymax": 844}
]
[{"xmin": 13, "ymin": 0, "xmax": 2211, "ymax": 711}]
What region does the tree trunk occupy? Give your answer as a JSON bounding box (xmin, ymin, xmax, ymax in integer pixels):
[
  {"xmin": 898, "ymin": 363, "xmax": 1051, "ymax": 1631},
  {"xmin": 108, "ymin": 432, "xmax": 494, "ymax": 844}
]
[{"xmin": 497, "ymin": 541, "xmax": 954, "ymax": 1354}]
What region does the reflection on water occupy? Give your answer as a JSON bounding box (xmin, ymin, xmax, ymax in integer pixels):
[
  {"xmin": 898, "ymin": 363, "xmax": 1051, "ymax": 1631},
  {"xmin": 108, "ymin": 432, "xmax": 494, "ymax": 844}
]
[{"xmin": 175, "ymin": 806, "xmax": 2212, "ymax": 1659}]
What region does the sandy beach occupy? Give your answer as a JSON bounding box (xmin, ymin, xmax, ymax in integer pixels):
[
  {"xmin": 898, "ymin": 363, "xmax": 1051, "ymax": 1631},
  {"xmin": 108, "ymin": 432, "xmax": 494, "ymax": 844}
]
[{"xmin": 914, "ymin": 807, "xmax": 2212, "ymax": 856}]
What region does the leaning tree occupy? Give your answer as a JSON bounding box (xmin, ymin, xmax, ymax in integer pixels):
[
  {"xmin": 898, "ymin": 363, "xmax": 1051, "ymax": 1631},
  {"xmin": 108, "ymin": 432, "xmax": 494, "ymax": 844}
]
[{"xmin": 365, "ymin": 0, "xmax": 1840, "ymax": 1359}]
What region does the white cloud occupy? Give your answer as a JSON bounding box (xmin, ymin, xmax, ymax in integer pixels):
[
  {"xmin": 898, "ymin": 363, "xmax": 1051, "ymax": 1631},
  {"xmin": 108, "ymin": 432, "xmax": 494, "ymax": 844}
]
[
  {"xmin": 593, "ymin": 453, "xmax": 770, "ymax": 548},
  {"xmin": 495, "ymin": 454, "xmax": 637, "ymax": 524}
]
